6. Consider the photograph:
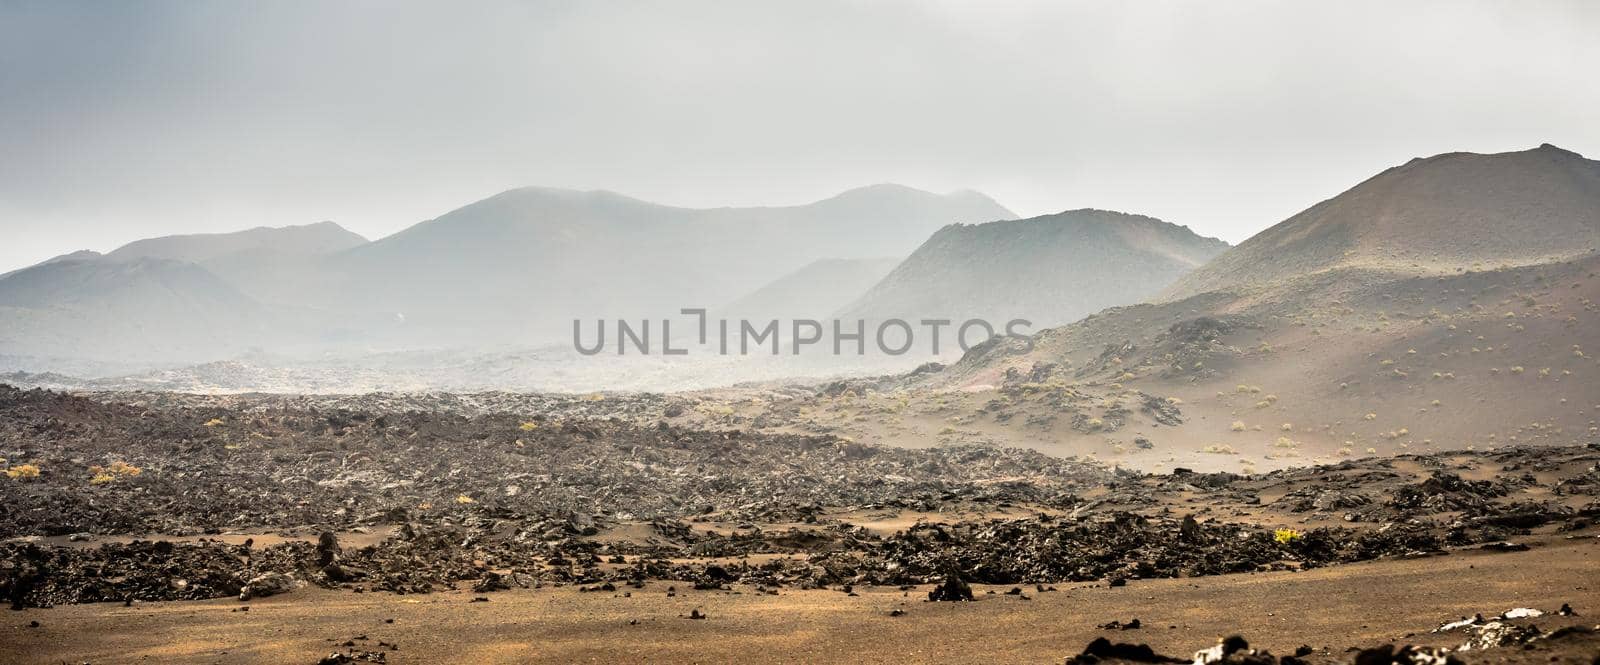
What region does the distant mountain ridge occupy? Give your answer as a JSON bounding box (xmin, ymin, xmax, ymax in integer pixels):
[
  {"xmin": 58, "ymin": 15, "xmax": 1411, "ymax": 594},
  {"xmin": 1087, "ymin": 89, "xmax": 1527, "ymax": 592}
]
[
  {"xmin": 308, "ymin": 183, "xmax": 1015, "ymax": 344},
  {"xmin": 0, "ymin": 184, "xmax": 1015, "ymax": 368},
  {"xmin": 838, "ymin": 209, "xmax": 1229, "ymax": 328},
  {"xmin": 106, "ymin": 221, "xmax": 368, "ymax": 263}
]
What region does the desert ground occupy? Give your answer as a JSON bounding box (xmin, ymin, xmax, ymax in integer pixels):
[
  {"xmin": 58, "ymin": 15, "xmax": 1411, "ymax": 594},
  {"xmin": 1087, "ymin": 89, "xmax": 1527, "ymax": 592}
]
[
  {"xmin": 3, "ymin": 536, "xmax": 1597, "ymax": 664},
  {"xmin": 3, "ymin": 385, "xmax": 1598, "ymax": 663}
]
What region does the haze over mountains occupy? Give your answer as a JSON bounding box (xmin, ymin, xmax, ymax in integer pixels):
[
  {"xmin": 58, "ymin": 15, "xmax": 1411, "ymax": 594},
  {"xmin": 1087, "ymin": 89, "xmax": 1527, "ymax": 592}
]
[
  {"xmin": 719, "ymin": 257, "xmax": 901, "ymax": 322},
  {"xmin": 839, "ymin": 209, "xmax": 1227, "ymax": 329},
  {"xmin": 3, "ymin": 144, "xmax": 1596, "ymax": 400},
  {"xmin": 314, "ymin": 184, "xmax": 1014, "ymax": 344},
  {"xmin": 0, "ymin": 184, "xmax": 1015, "ymax": 373}
]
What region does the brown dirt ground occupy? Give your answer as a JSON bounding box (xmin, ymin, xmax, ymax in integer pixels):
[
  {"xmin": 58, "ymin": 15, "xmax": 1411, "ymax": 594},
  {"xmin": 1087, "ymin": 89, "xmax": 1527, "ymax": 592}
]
[{"xmin": 3, "ymin": 536, "xmax": 1595, "ymax": 664}]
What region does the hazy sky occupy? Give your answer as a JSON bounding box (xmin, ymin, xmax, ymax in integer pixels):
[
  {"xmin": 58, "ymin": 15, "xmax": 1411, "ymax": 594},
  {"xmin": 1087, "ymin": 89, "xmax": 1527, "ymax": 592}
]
[{"xmin": 2, "ymin": 0, "xmax": 1597, "ymax": 272}]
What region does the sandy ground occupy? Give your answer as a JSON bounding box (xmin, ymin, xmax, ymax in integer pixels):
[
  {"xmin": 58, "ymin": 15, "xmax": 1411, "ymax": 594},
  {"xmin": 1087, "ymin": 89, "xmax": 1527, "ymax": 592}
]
[{"xmin": 3, "ymin": 537, "xmax": 1595, "ymax": 664}]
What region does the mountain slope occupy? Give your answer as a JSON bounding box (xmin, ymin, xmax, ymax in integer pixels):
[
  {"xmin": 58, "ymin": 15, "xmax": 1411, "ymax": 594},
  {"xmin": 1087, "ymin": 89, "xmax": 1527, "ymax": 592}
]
[
  {"xmin": 0, "ymin": 258, "xmax": 275, "ymax": 366},
  {"xmin": 820, "ymin": 147, "xmax": 1600, "ymax": 472},
  {"xmin": 0, "ymin": 184, "xmax": 1013, "ymax": 363},
  {"xmin": 837, "ymin": 209, "xmax": 1228, "ymax": 328},
  {"xmin": 720, "ymin": 257, "xmax": 901, "ymax": 321},
  {"xmin": 0, "ymin": 250, "xmax": 102, "ymax": 281},
  {"xmin": 318, "ymin": 184, "xmax": 1014, "ymax": 343},
  {"xmin": 1164, "ymin": 144, "xmax": 1600, "ymax": 300}
]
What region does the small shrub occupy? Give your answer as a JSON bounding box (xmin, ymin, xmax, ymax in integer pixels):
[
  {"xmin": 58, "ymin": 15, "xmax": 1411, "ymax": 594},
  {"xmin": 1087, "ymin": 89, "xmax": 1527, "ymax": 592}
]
[
  {"xmin": 6, "ymin": 464, "xmax": 41, "ymax": 480},
  {"xmin": 88, "ymin": 461, "xmax": 142, "ymax": 484},
  {"xmin": 1274, "ymin": 528, "xmax": 1302, "ymax": 544}
]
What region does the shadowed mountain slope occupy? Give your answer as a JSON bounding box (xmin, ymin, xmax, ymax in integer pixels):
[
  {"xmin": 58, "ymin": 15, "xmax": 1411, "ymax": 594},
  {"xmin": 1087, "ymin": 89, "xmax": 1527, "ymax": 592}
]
[{"xmin": 838, "ymin": 209, "xmax": 1228, "ymax": 328}]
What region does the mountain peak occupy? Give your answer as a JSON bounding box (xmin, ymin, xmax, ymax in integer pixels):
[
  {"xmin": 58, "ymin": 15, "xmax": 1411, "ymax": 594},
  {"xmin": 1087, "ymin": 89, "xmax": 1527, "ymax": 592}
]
[
  {"xmin": 1163, "ymin": 144, "xmax": 1600, "ymax": 300},
  {"xmin": 1535, "ymin": 142, "xmax": 1584, "ymax": 158},
  {"xmin": 839, "ymin": 207, "xmax": 1228, "ymax": 327}
]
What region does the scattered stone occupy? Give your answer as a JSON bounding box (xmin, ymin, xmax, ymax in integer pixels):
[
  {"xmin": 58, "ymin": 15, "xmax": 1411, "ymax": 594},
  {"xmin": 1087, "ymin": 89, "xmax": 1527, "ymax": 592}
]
[
  {"xmin": 239, "ymin": 572, "xmax": 297, "ymax": 601},
  {"xmin": 1351, "ymin": 645, "xmax": 1462, "ymax": 665},
  {"xmin": 1066, "ymin": 637, "xmax": 1185, "ymax": 664},
  {"xmin": 927, "ymin": 574, "xmax": 973, "ymax": 602},
  {"xmin": 1098, "ymin": 618, "xmax": 1142, "ymax": 630}
]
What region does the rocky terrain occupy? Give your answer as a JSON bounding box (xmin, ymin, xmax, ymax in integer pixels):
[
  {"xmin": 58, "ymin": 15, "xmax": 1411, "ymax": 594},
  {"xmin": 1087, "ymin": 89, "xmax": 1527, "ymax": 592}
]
[
  {"xmin": 2, "ymin": 385, "xmax": 1596, "ymax": 663},
  {"xmin": 2, "ymin": 147, "xmax": 1599, "ymax": 663}
]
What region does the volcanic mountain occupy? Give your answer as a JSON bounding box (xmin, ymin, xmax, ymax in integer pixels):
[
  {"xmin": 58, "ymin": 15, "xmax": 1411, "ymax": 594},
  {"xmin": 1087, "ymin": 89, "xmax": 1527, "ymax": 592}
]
[
  {"xmin": 836, "ymin": 145, "xmax": 1600, "ymax": 473},
  {"xmin": 837, "ymin": 209, "xmax": 1228, "ymax": 329},
  {"xmin": 0, "ymin": 185, "xmax": 1013, "ymax": 367},
  {"xmin": 313, "ymin": 184, "xmax": 1014, "ymax": 344},
  {"xmin": 0, "ymin": 258, "xmax": 273, "ymax": 367},
  {"xmin": 1164, "ymin": 143, "xmax": 1600, "ymax": 300}
]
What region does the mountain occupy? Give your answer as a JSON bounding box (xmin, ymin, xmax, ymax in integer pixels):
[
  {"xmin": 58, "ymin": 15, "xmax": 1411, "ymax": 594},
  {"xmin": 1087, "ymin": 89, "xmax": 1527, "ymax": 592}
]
[
  {"xmin": 837, "ymin": 209, "xmax": 1228, "ymax": 329},
  {"xmin": 856, "ymin": 146, "xmax": 1600, "ymax": 473},
  {"xmin": 0, "ymin": 185, "xmax": 1012, "ymax": 365},
  {"xmin": 105, "ymin": 221, "xmax": 368, "ymax": 263},
  {"xmin": 719, "ymin": 257, "xmax": 901, "ymax": 321},
  {"xmin": 0, "ymin": 250, "xmax": 102, "ymax": 280},
  {"xmin": 0, "ymin": 257, "xmax": 273, "ymax": 366},
  {"xmin": 1164, "ymin": 144, "xmax": 1600, "ymax": 300},
  {"xmin": 314, "ymin": 184, "xmax": 1014, "ymax": 344}
]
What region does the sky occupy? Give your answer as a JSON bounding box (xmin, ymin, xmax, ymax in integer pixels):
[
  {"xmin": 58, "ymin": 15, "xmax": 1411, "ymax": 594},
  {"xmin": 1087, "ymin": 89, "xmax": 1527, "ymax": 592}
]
[{"xmin": 1, "ymin": 0, "xmax": 1598, "ymax": 272}]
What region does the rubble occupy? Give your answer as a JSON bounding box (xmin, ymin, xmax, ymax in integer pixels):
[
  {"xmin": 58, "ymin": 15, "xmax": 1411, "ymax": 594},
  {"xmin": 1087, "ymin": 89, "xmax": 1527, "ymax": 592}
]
[
  {"xmin": 1066, "ymin": 637, "xmax": 1185, "ymax": 663},
  {"xmin": 1, "ymin": 385, "xmax": 1596, "ymax": 609},
  {"xmin": 927, "ymin": 574, "xmax": 973, "ymax": 602},
  {"xmin": 240, "ymin": 572, "xmax": 298, "ymax": 601}
]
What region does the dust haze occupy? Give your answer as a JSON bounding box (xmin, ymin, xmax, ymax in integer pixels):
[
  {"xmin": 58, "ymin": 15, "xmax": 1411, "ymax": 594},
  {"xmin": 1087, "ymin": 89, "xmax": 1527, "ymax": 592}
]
[{"xmin": 2, "ymin": 3, "xmax": 1599, "ymax": 665}]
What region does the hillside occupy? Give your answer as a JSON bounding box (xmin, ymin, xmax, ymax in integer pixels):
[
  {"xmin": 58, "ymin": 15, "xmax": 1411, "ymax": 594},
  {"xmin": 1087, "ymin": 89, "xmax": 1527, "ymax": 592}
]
[
  {"xmin": 1164, "ymin": 144, "xmax": 1600, "ymax": 300},
  {"xmin": 730, "ymin": 149, "xmax": 1600, "ymax": 472},
  {"xmin": 0, "ymin": 185, "xmax": 1012, "ymax": 366},
  {"xmin": 720, "ymin": 257, "xmax": 900, "ymax": 321},
  {"xmin": 837, "ymin": 209, "xmax": 1228, "ymax": 328},
  {"xmin": 317, "ymin": 184, "xmax": 1014, "ymax": 344},
  {"xmin": 0, "ymin": 258, "xmax": 275, "ymax": 366}
]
